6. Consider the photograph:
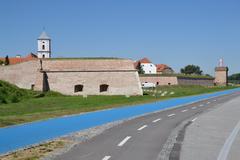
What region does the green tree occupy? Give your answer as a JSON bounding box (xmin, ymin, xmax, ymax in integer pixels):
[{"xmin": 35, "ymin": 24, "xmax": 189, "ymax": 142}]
[
  {"xmin": 180, "ymin": 65, "xmax": 203, "ymax": 75},
  {"xmin": 138, "ymin": 65, "xmax": 145, "ymax": 74},
  {"xmin": 5, "ymin": 55, "xmax": 9, "ymax": 65},
  {"xmin": 0, "ymin": 60, "xmax": 4, "ymax": 65},
  {"xmin": 229, "ymin": 73, "xmax": 240, "ymax": 80},
  {"xmin": 228, "ymin": 73, "xmax": 240, "ymax": 84}
]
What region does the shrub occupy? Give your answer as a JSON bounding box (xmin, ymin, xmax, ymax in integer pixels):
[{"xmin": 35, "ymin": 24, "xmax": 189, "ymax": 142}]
[
  {"xmin": 0, "ymin": 96, "xmax": 7, "ymax": 104},
  {"xmin": 11, "ymin": 95, "xmax": 20, "ymax": 103},
  {"xmin": 34, "ymin": 93, "xmax": 45, "ymax": 98}
]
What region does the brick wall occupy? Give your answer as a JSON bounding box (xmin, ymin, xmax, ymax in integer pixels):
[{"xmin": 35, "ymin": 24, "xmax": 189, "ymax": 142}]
[
  {"xmin": 139, "ymin": 76, "xmax": 214, "ymax": 86},
  {"xmin": 0, "ymin": 59, "xmax": 143, "ymax": 96},
  {"xmin": 140, "ymin": 76, "xmax": 178, "ymax": 86},
  {"xmin": 0, "ymin": 60, "xmax": 39, "ymax": 89},
  {"xmin": 177, "ymin": 77, "xmax": 214, "ymax": 86},
  {"xmin": 35, "ymin": 71, "xmax": 142, "ymax": 95}
]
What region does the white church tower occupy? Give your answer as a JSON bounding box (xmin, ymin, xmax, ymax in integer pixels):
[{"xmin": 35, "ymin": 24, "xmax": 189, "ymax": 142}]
[{"xmin": 37, "ymin": 31, "xmax": 51, "ymax": 58}]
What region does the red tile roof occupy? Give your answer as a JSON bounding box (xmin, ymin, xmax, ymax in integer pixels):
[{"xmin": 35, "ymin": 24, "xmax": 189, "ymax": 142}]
[
  {"xmin": 138, "ymin": 57, "xmax": 152, "ymax": 63},
  {"xmin": 134, "ymin": 57, "xmax": 152, "ymax": 69},
  {"xmin": 0, "ymin": 53, "xmax": 38, "ymax": 65},
  {"xmin": 156, "ymin": 64, "xmax": 172, "ymax": 72}
]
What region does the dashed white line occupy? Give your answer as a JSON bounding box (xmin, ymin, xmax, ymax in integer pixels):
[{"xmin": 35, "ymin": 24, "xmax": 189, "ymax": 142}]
[
  {"xmin": 168, "ymin": 114, "xmax": 176, "ymax": 117},
  {"xmin": 118, "ymin": 136, "xmax": 131, "ymax": 147},
  {"xmin": 181, "ymin": 109, "xmax": 188, "ymax": 112},
  {"xmin": 192, "ymin": 107, "xmax": 197, "ymax": 109},
  {"xmin": 102, "ymin": 156, "xmax": 111, "ymax": 160},
  {"xmin": 206, "ymin": 102, "xmax": 211, "ymax": 104},
  {"xmin": 137, "ymin": 125, "xmax": 148, "ymax": 131},
  {"xmin": 191, "ymin": 118, "xmax": 198, "ymax": 122},
  {"xmin": 199, "ymin": 104, "xmax": 204, "ymax": 107},
  {"xmin": 213, "ymin": 99, "xmax": 217, "ymax": 102},
  {"xmin": 152, "ymin": 118, "xmax": 161, "ymax": 123}
]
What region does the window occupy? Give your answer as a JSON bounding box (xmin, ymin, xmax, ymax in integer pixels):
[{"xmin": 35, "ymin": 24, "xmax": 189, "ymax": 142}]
[
  {"xmin": 156, "ymin": 82, "xmax": 159, "ymax": 85},
  {"xmin": 100, "ymin": 84, "xmax": 109, "ymax": 92},
  {"xmin": 168, "ymin": 83, "xmax": 171, "ymax": 85},
  {"xmin": 42, "ymin": 45, "xmax": 45, "ymax": 50},
  {"xmin": 42, "ymin": 54, "xmax": 45, "ymax": 58},
  {"xmin": 74, "ymin": 85, "xmax": 83, "ymax": 92}
]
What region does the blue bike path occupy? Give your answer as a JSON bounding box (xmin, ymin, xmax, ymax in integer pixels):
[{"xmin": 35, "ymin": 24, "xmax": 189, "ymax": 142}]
[{"xmin": 0, "ymin": 88, "xmax": 240, "ymax": 154}]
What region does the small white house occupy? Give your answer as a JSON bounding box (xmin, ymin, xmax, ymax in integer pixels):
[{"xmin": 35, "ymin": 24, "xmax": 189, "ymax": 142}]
[{"xmin": 141, "ymin": 63, "xmax": 157, "ymax": 74}]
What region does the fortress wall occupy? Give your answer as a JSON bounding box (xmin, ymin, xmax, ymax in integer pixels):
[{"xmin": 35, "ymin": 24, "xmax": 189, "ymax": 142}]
[
  {"xmin": 41, "ymin": 59, "xmax": 135, "ymax": 71},
  {"xmin": 139, "ymin": 76, "xmax": 214, "ymax": 87},
  {"xmin": 0, "ymin": 59, "xmax": 143, "ymax": 95},
  {"xmin": 37, "ymin": 59, "xmax": 143, "ymax": 95},
  {"xmin": 0, "ymin": 60, "xmax": 39, "ymax": 89},
  {"xmin": 177, "ymin": 77, "xmax": 214, "ymax": 86},
  {"xmin": 139, "ymin": 76, "xmax": 179, "ymax": 86},
  {"xmin": 42, "ymin": 71, "xmax": 142, "ymax": 95}
]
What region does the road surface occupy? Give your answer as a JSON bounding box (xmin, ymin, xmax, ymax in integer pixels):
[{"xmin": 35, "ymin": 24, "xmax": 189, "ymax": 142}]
[
  {"xmin": 54, "ymin": 92, "xmax": 240, "ymax": 160},
  {"xmin": 180, "ymin": 91, "xmax": 240, "ymax": 160}
]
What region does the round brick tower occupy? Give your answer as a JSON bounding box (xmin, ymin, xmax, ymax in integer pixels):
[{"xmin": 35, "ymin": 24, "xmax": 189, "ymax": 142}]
[{"xmin": 215, "ymin": 58, "xmax": 228, "ymax": 86}]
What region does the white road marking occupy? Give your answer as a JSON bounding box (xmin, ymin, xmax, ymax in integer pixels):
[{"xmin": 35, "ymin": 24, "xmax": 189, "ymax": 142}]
[
  {"xmin": 181, "ymin": 109, "xmax": 188, "ymax": 112},
  {"xmin": 192, "ymin": 107, "xmax": 197, "ymax": 109},
  {"xmin": 118, "ymin": 136, "xmax": 131, "ymax": 147},
  {"xmin": 168, "ymin": 114, "xmax": 175, "ymax": 117},
  {"xmin": 191, "ymin": 118, "xmax": 197, "ymax": 122},
  {"xmin": 137, "ymin": 125, "xmax": 148, "ymax": 131},
  {"xmin": 199, "ymin": 104, "xmax": 204, "ymax": 107},
  {"xmin": 213, "ymin": 99, "xmax": 217, "ymax": 102},
  {"xmin": 152, "ymin": 118, "xmax": 161, "ymax": 123},
  {"xmin": 206, "ymin": 102, "xmax": 211, "ymax": 104},
  {"xmin": 102, "ymin": 156, "xmax": 111, "ymax": 160},
  {"xmin": 217, "ymin": 120, "xmax": 240, "ymax": 160}
]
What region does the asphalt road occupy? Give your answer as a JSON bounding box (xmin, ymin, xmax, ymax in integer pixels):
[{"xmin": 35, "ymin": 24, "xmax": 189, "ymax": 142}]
[{"xmin": 54, "ymin": 92, "xmax": 240, "ymax": 160}]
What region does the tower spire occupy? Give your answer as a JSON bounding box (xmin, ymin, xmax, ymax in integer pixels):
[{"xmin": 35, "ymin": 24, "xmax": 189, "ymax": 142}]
[{"xmin": 218, "ymin": 58, "xmax": 224, "ymax": 67}]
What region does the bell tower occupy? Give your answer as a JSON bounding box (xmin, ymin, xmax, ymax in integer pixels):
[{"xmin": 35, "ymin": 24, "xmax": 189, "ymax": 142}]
[
  {"xmin": 37, "ymin": 31, "xmax": 51, "ymax": 58},
  {"xmin": 215, "ymin": 58, "xmax": 228, "ymax": 86}
]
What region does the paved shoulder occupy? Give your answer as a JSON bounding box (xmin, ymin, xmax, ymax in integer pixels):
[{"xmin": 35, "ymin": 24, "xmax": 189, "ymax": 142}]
[{"xmin": 180, "ymin": 94, "xmax": 240, "ymax": 160}]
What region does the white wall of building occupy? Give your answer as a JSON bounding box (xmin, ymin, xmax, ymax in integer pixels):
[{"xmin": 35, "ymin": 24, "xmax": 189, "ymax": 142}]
[
  {"xmin": 141, "ymin": 63, "xmax": 157, "ymax": 74},
  {"xmin": 37, "ymin": 39, "xmax": 51, "ymax": 58}
]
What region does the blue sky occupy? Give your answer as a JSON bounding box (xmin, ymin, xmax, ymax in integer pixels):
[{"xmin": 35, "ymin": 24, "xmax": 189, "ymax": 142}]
[{"xmin": 0, "ymin": 0, "xmax": 240, "ymax": 75}]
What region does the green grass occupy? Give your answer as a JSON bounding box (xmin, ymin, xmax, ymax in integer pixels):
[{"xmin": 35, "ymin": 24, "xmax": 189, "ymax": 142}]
[
  {"xmin": 0, "ymin": 81, "xmax": 37, "ymax": 104},
  {"xmin": 0, "ymin": 80, "xmax": 62, "ymax": 104},
  {"xmin": 0, "ymin": 80, "xmax": 238, "ymax": 127}
]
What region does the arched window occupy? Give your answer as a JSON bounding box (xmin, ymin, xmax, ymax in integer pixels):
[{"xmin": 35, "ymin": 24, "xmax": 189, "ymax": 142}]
[
  {"xmin": 42, "ymin": 45, "xmax": 45, "ymax": 50},
  {"xmin": 100, "ymin": 84, "xmax": 109, "ymax": 92},
  {"xmin": 74, "ymin": 85, "xmax": 84, "ymax": 92}
]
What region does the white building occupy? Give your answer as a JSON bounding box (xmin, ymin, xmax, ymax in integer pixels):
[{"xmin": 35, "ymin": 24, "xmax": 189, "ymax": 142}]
[
  {"xmin": 135, "ymin": 58, "xmax": 157, "ymax": 74},
  {"xmin": 141, "ymin": 63, "xmax": 157, "ymax": 74},
  {"xmin": 37, "ymin": 31, "xmax": 51, "ymax": 58}
]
